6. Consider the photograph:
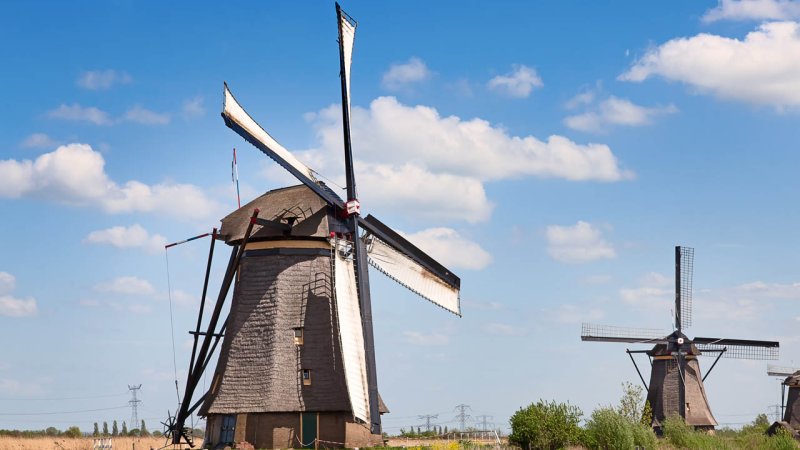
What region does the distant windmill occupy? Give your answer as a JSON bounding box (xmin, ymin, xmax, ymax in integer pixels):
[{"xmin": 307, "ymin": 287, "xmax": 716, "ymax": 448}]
[
  {"xmin": 766, "ymin": 365, "xmax": 800, "ymax": 436},
  {"xmin": 163, "ymin": 4, "xmax": 461, "ymax": 449},
  {"xmin": 581, "ymin": 246, "xmax": 779, "ymax": 432}
]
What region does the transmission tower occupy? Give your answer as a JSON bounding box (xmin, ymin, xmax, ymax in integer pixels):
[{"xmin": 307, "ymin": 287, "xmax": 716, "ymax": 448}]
[
  {"xmin": 454, "ymin": 404, "xmax": 471, "ymax": 430},
  {"xmin": 475, "ymin": 415, "xmax": 493, "ymax": 431},
  {"xmin": 128, "ymin": 384, "xmax": 142, "ymax": 427},
  {"xmin": 418, "ymin": 414, "xmax": 438, "ymax": 432}
]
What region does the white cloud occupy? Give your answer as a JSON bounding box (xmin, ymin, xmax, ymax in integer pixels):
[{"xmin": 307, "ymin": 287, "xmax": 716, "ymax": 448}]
[
  {"xmin": 736, "ymin": 280, "xmax": 800, "ymax": 298},
  {"xmin": 401, "ymin": 228, "xmax": 492, "ymax": 270},
  {"xmin": 47, "ymin": 104, "xmax": 113, "ymax": 125},
  {"xmin": 0, "ymin": 272, "xmax": 14, "ymax": 295},
  {"xmin": 0, "ymin": 143, "xmax": 219, "ymax": 219},
  {"xmin": 483, "ymin": 322, "xmax": 527, "ymax": 336},
  {"xmin": 546, "ymin": 221, "xmax": 616, "ymax": 264},
  {"xmin": 123, "ymin": 105, "xmax": 170, "ymax": 125},
  {"xmin": 0, "ymin": 272, "xmax": 37, "ymax": 318},
  {"xmin": 402, "ymin": 330, "xmax": 450, "ymax": 346},
  {"xmin": 703, "ymin": 0, "xmax": 800, "ymax": 22},
  {"xmin": 548, "ymin": 304, "xmax": 605, "ymax": 324},
  {"xmin": 21, "ymin": 133, "xmax": 57, "ymax": 149},
  {"xmin": 381, "ymin": 57, "xmax": 432, "ymax": 91},
  {"xmin": 182, "ymin": 96, "xmax": 205, "ymax": 119},
  {"xmin": 84, "ymin": 224, "xmax": 167, "ymax": 253},
  {"xmin": 94, "ymin": 276, "xmax": 155, "ymax": 296},
  {"xmin": 565, "ymin": 91, "xmax": 596, "ymax": 109},
  {"xmin": 621, "ymin": 21, "xmax": 800, "ymax": 108},
  {"xmin": 0, "ymin": 378, "xmax": 45, "ymax": 396},
  {"xmin": 295, "ymin": 97, "xmax": 631, "ymax": 223},
  {"xmin": 77, "ymin": 69, "xmax": 132, "ymax": 90},
  {"xmin": 487, "ymin": 65, "xmax": 543, "ymax": 98},
  {"xmin": 564, "ymin": 96, "xmax": 677, "ymax": 133},
  {"xmin": 618, "ymin": 272, "xmax": 673, "ymax": 318}
]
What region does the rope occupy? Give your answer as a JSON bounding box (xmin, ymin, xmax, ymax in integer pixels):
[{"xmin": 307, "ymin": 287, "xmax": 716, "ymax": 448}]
[{"xmin": 164, "ymin": 250, "xmax": 181, "ymax": 408}]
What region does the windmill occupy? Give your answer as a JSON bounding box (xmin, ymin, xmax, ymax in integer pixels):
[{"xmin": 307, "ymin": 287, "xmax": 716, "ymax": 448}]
[
  {"xmin": 581, "ymin": 246, "xmax": 779, "ymax": 432},
  {"xmin": 766, "ymin": 365, "xmax": 800, "ymax": 435},
  {"xmin": 164, "ymin": 4, "xmax": 461, "ymax": 448}
]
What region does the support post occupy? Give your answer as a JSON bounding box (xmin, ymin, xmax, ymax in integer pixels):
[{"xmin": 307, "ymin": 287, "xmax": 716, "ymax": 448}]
[
  {"xmin": 701, "ymin": 348, "xmax": 726, "ymax": 382},
  {"xmin": 626, "ymin": 349, "xmax": 649, "ymax": 391}
]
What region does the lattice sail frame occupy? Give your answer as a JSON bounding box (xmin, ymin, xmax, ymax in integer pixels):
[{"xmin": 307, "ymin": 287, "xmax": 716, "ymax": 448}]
[
  {"xmin": 768, "ymin": 365, "xmax": 800, "ymax": 377},
  {"xmin": 678, "ymin": 246, "xmax": 694, "ymax": 330},
  {"xmin": 581, "ymin": 323, "xmax": 669, "ymax": 344},
  {"xmin": 695, "ymin": 342, "xmax": 778, "ymax": 360}
]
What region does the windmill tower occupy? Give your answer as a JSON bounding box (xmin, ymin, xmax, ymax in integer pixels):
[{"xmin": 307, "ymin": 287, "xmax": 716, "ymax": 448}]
[
  {"xmin": 581, "ymin": 246, "xmax": 779, "ymax": 432},
  {"xmin": 767, "ymin": 365, "xmax": 800, "ymax": 437},
  {"xmin": 165, "ymin": 4, "xmax": 461, "ymax": 449}
]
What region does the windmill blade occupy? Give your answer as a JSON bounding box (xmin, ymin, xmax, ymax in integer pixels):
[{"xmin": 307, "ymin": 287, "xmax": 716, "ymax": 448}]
[
  {"xmin": 359, "ymin": 215, "xmax": 461, "ymax": 316},
  {"xmin": 768, "ymin": 365, "xmax": 800, "ymax": 377},
  {"xmin": 332, "ymin": 238, "xmax": 371, "ymax": 425},
  {"xmin": 676, "ymin": 246, "xmax": 694, "ymax": 331},
  {"xmin": 694, "ymin": 336, "xmax": 779, "ymax": 360},
  {"xmin": 581, "ymin": 323, "xmax": 669, "ymax": 344},
  {"xmin": 337, "ymin": 3, "xmax": 356, "ymax": 137},
  {"xmin": 221, "ymin": 83, "xmax": 344, "ymax": 209}
]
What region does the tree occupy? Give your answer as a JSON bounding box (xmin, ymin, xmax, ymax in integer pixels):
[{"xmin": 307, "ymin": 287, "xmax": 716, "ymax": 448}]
[
  {"xmin": 102, "ymin": 422, "xmax": 109, "ymax": 437},
  {"xmin": 617, "ymin": 381, "xmax": 644, "ymax": 424},
  {"xmin": 93, "ymin": 423, "xmax": 99, "ymax": 437},
  {"xmin": 45, "ymin": 427, "xmax": 59, "ymax": 436},
  {"xmin": 417, "ymin": 427, "xmax": 421, "ymax": 435},
  {"xmin": 64, "ymin": 426, "xmax": 81, "ymax": 438},
  {"xmin": 640, "ymin": 400, "xmax": 653, "ymax": 427},
  {"xmin": 444, "ymin": 426, "xmax": 448, "ymax": 434},
  {"xmin": 112, "ymin": 420, "xmax": 118, "ymax": 437},
  {"xmin": 140, "ymin": 420, "xmax": 149, "ymax": 437},
  {"xmin": 508, "ymin": 400, "xmax": 583, "ymax": 450},
  {"xmin": 121, "ymin": 421, "xmax": 128, "ymax": 436}
]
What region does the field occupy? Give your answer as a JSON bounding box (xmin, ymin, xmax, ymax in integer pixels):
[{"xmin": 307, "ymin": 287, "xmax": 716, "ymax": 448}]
[{"xmin": 0, "ymin": 436, "xmax": 201, "ymax": 450}]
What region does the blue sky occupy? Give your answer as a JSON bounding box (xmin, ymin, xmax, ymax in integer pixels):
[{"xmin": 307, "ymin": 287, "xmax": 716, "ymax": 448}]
[{"xmin": 2, "ymin": 0, "xmax": 800, "ymax": 433}]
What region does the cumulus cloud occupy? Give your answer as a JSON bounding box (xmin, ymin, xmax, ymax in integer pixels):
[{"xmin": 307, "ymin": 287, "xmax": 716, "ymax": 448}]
[
  {"xmin": 703, "ymin": 0, "xmax": 800, "ymax": 22},
  {"xmin": 736, "ymin": 280, "xmax": 800, "ymax": 298},
  {"xmin": 77, "ymin": 69, "xmax": 132, "ymax": 90},
  {"xmin": 0, "ymin": 272, "xmax": 37, "ymax": 318},
  {"xmin": 94, "ymin": 276, "xmax": 155, "ymax": 296},
  {"xmin": 182, "ymin": 96, "xmax": 205, "ymax": 119},
  {"xmin": 21, "ymin": 133, "xmax": 57, "ymax": 149},
  {"xmin": 293, "ymin": 97, "xmax": 631, "ymax": 223},
  {"xmin": 401, "ymin": 228, "xmax": 492, "ymax": 270},
  {"xmin": 564, "ymin": 96, "xmax": 677, "ymax": 133},
  {"xmin": 0, "ymin": 143, "xmax": 219, "ymax": 219},
  {"xmin": 620, "ymin": 21, "xmax": 800, "ymax": 108},
  {"xmin": 546, "ymin": 221, "xmax": 616, "ymax": 264},
  {"xmin": 0, "ymin": 378, "xmax": 45, "ymax": 396},
  {"xmin": 123, "ymin": 105, "xmax": 170, "ymax": 125},
  {"xmin": 381, "ymin": 57, "xmax": 432, "ymax": 91},
  {"xmin": 487, "ymin": 65, "xmax": 543, "ymax": 98},
  {"xmin": 47, "ymin": 104, "xmax": 113, "ymax": 125},
  {"xmin": 84, "ymin": 224, "xmax": 167, "ymax": 253}
]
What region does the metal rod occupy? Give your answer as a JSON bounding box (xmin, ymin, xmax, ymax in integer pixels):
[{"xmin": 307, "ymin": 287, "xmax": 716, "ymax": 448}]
[
  {"xmin": 627, "ymin": 349, "xmax": 649, "ymax": 391},
  {"xmin": 188, "ymin": 228, "xmax": 217, "ymax": 382},
  {"xmin": 782, "ymin": 383, "xmax": 786, "ymax": 420},
  {"xmin": 172, "ymin": 209, "xmax": 259, "ymax": 444},
  {"xmin": 702, "ymin": 347, "xmax": 726, "ymax": 382}
]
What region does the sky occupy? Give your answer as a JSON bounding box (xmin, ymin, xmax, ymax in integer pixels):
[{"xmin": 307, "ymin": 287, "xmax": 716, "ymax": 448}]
[{"xmin": 1, "ymin": 0, "xmax": 800, "ymax": 435}]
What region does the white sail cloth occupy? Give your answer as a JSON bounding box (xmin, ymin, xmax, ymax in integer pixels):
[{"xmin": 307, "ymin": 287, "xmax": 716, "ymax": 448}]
[
  {"xmin": 366, "ymin": 236, "xmax": 461, "ymax": 316},
  {"xmin": 339, "ymin": 11, "xmax": 356, "ymax": 120},
  {"xmin": 222, "ymin": 85, "xmax": 319, "ymax": 183},
  {"xmin": 333, "ymin": 239, "xmax": 371, "ymax": 424}
]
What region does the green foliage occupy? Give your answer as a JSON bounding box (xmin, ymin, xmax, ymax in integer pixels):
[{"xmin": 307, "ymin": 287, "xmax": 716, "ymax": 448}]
[
  {"xmin": 102, "ymin": 421, "xmax": 109, "ymax": 437},
  {"xmin": 112, "ymin": 420, "xmax": 118, "ymax": 437},
  {"xmin": 617, "ymin": 381, "xmax": 644, "ymax": 424},
  {"xmin": 508, "ymin": 399, "xmax": 583, "ymax": 450},
  {"xmin": 121, "ymin": 421, "xmax": 128, "ymax": 435},
  {"xmin": 583, "ymin": 407, "xmax": 634, "ymax": 450},
  {"xmin": 141, "ymin": 420, "xmax": 149, "ymax": 437},
  {"xmin": 152, "ymin": 430, "xmax": 163, "ymax": 437},
  {"xmin": 64, "ymin": 426, "xmax": 81, "ymax": 438},
  {"xmin": 92, "ymin": 423, "xmax": 99, "ymax": 437},
  {"xmin": 641, "ymin": 400, "xmax": 653, "ymax": 427}
]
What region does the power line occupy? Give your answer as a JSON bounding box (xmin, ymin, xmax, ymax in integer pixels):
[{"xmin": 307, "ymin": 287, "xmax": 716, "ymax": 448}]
[
  {"xmin": 0, "ymin": 392, "xmax": 128, "ymax": 401},
  {"xmin": 418, "ymin": 414, "xmax": 438, "ymax": 432},
  {"xmin": 0, "ymin": 405, "xmax": 128, "ymax": 416},
  {"xmin": 475, "ymin": 415, "xmax": 494, "ymax": 431},
  {"xmin": 128, "ymin": 384, "xmax": 142, "ymax": 428}
]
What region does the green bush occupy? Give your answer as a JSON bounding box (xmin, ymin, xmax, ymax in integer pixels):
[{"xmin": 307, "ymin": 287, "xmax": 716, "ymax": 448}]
[
  {"xmin": 630, "ymin": 422, "xmax": 657, "ymax": 449},
  {"xmin": 508, "ymin": 399, "xmax": 583, "ymax": 450},
  {"xmin": 583, "ymin": 407, "xmax": 633, "ymax": 450},
  {"xmin": 63, "ymin": 426, "xmax": 81, "ymax": 438}
]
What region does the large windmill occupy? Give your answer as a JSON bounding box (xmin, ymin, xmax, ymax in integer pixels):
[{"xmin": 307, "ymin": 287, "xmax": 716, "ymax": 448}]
[
  {"xmin": 581, "ymin": 246, "xmax": 779, "ymax": 432},
  {"xmin": 766, "ymin": 365, "xmax": 800, "ymax": 436},
  {"xmin": 165, "ymin": 4, "xmax": 461, "ymax": 448}
]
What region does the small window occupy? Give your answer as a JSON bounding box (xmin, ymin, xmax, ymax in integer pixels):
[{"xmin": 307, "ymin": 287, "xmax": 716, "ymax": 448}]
[
  {"xmin": 302, "ymin": 369, "xmax": 312, "ymax": 386},
  {"xmin": 294, "ymin": 328, "xmax": 304, "ymax": 345}
]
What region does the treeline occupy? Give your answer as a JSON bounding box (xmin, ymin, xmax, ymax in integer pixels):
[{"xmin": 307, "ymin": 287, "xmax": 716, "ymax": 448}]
[
  {"xmin": 0, "ymin": 420, "xmax": 161, "ymax": 439},
  {"xmin": 90, "ymin": 420, "xmax": 157, "ymax": 437}
]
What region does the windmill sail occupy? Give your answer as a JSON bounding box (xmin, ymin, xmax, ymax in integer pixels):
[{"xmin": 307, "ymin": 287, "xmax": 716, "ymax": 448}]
[
  {"xmin": 676, "ymin": 246, "xmax": 694, "ymax": 330},
  {"xmin": 694, "ymin": 336, "xmax": 779, "ymax": 360},
  {"xmin": 337, "ymin": 4, "xmax": 356, "ymax": 123},
  {"xmin": 360, "ymin": 215, "xmax": 461, "ymax": 316},
  {"xmin": 222, "ymin": 84, "xmax": 344, "ymax": 208},
  {"xmin": 333, "ymin": 239, "xmax": 371, "ymax": 424}
]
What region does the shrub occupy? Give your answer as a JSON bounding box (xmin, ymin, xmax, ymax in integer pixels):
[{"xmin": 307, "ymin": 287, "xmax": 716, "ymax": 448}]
[
  {"xmin": 508, "ymin": 399, "xmax": 583, "ymax": 450},
  {"xmin": 64, "ymin": 426, "xmax": 81, "ymax": 438},
  {"xmin": 584, "ymin": 407, "xmax": 633, "ymax": 450}
]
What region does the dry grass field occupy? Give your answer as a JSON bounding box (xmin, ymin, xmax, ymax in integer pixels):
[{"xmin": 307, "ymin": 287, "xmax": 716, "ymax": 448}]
[{"xmin": 0, "ymin": 436, "xmax": 201, "ymax": 450}]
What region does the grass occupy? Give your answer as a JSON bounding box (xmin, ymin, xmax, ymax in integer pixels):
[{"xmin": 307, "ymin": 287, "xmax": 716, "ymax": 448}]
[{"xmin": 0, "ymin": 436, "xmax": 201, "ymax": 450}]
